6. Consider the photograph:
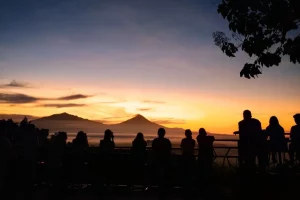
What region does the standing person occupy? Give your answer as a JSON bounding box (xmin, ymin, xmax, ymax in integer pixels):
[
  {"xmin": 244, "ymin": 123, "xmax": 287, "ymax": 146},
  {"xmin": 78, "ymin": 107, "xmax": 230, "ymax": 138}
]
[
  {"xmin": 238, "ymin": 110, "xmax": 263, "ymax": 172},
  {"xmin": 131, "ymin": 132, "xmax": 147, "ymax": 184},
  {"xmin": 72, "ymin": 131, "xmax": 89, "ymax": 184},
  {"xmin": 289, "ymin": 114, "xmax": 300, "ymax": 165},
  {"xmin": 181, "ymin": 129, "xmax": 196, "ymax": 197},
  {"xmin": 99, "ymin": 129, "xmax": 115, "ymax": 154},
  {"xmin": 22, "ymin": 123, "xmax": 39, "ymax": 200},
  {"xmin": 181, "ymin": 129, "xmax": 196, "ymax": 157},
  {"xmin": 47, "ymin": 132, "xmax": 68, "ymax": 200},
  {"xmin": 152, "ymin": 128, "xmax": 172, "ymax": 199},
  {"xmin": 181, "ymin": 129, "xmax": 196, "ymax": 172},
  {"xmin": 99, "ymin": 129, "xmax": 115, "ymax": 186},
  {"xmin": 266, "ymin": 116, "xmax": 287, "ymax": 164},
  {"xmin": 197, "ymin": 128, "xmax": 215, "ymax": 174}
]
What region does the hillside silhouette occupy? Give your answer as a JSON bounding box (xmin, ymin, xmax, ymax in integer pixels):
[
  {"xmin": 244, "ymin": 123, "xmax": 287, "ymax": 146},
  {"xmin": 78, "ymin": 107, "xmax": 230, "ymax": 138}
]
[
  {"xmin": 21, "ymin": 112, "xmax": 185, "ymax": 134},
  {"xmin": 34, "ymin": 112, "xmax": 91, "ymax": 121},
  {"xmin": 32, "ymin": 112, "xmax": 105, "ymax": 133}
]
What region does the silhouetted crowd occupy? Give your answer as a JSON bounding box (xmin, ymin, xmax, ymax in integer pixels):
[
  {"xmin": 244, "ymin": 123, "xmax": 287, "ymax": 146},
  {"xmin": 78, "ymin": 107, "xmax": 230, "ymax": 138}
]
[{"xmin": 0, "ymin": 110, "xmax": 300, "ymax": 199}]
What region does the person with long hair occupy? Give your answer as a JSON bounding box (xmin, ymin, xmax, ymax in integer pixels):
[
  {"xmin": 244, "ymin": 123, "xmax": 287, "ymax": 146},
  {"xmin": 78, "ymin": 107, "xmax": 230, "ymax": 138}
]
[
  {"xmin": 73, "ymin": 131, "xmax": 89, "ymax": 153},
  {"xmin": 99, "ymin": 129, "xmax": 115, "ymax": 154},
  {"xmin": 266, "ymin": 116, "xmax": 286, "ymax": 164},
  {"xmin": 197, "ymin": 128, "xmax": 215, "ymax": 172},
  {"xmin": 131, "ymin": 132, "xmax": 147, "ymax": 161},
  {"xmin": 99, "ymin": 129, "xmax": 115, "ymax": 187},
  {"xmin": 131, "ymin": 132, "xmax": 147, "ymax": 184},
  {"xmin": 71, "ymin": 131, "xmax": 89, "ymax": 184}
]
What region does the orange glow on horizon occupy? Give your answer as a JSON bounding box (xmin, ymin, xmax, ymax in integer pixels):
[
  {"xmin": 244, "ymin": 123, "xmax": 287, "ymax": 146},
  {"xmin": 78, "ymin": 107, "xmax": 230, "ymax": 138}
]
[{"xmin": 0, "ymin": 83, "xmax": 298, "ymax": 134}]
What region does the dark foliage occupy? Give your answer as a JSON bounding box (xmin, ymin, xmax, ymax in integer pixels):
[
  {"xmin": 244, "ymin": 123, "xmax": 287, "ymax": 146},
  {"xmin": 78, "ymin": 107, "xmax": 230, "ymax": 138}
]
[{"xmin": 213, "ymin": 0, "xmax": 300, "ymax": 78}]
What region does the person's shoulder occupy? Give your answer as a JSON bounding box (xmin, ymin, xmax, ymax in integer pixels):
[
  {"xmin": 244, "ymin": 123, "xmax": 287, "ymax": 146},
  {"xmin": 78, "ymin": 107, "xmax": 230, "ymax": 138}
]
[
  {"xmin": 208, "ymin": 136, "xmax": 215, "ymax": 140},
  {"xmin": 279, "ymin": 126, "xmax": 284, "ymax": 131},
  {"xmin": 238, "ymin": 120, "xmax": 244, "ymax": 125},
  {"xmin": 252, "ymin": 118, "xmax": 261, "ymax": 123},
  {"xmin": 291, "ymin": 125, "xmax": 298, "ymax": 132}
]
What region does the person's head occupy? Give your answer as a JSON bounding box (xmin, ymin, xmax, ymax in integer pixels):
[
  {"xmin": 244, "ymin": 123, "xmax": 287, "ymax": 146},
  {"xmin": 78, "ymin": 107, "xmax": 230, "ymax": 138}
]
[
  {"xmin": 185, "ymin": 129, "xmax": 192, "ymax": 138},
  {"xmin": 135, "ymin": 132, "xmax": 144, "ymax": 141},
  {"xmin": 269, "ymin": 116, "xmax": 279, "ymax": 126},
  {"xmin": 58, "ymin": 131, "xmax": 67, "ymax": 141},
  {"xmin": 199, "ymin": 128, "xmax": 207, "ymax": 137},
  {"xmin": 294, "ymin": 114, "xmax": 300, "ymax": 125},
  {"xmin": 76, "ymin": 131, "xmax": 86, "ymax": 140},
  {"xmin": 104, "ymin": 129, "xmax": 113, "ymax": 140},
  {"xmin": 158, "ymin": 128, "xmax": 166, "ymax": 138},
  {"xmin": 243, "ymin": 110, "xmax": 252, "ymax": 120}
]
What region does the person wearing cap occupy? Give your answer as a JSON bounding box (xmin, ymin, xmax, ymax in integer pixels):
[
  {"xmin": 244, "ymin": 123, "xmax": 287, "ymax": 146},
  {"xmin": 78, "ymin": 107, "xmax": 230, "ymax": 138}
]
[{"xmin": 289, "ymin": 114, "xmax": 300, "ymax": 165}]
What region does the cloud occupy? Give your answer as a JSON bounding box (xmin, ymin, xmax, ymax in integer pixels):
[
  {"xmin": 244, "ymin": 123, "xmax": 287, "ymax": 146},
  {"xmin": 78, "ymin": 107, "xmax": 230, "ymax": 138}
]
[
  {"xmin": 58, "ymin": 94, "xmax": 91, "ymax": 100},
  {"xmin": 0, "ymin": 80, "xmax": 29, "ymax": 88},
  {"xmin": 41, "ymin": 103, "xmax": 86, "ymax": 108},
  {"xmin": 137, "ymin": 108, "xmax": 153, "ymax": 111},
  {"xmin": 0, "ymin": 92, "xmax": 92, "ymax": 104},
  {"xmin": 0, "ymin": 93, "xmax": 39, "ymax": 103},
  {"xmin": 152, "ymin": 118, "xmax": 186, "ymax": 125},
  {"xmin": 142, "ymin": 100, "xmax": 166, "ymax": 104}
]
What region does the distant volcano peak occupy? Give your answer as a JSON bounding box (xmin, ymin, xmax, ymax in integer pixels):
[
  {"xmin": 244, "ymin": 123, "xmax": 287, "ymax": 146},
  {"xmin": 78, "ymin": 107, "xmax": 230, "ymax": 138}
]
[{"xmin": 120, "ymin": 114, "xmax": 152, "ymax": 124}]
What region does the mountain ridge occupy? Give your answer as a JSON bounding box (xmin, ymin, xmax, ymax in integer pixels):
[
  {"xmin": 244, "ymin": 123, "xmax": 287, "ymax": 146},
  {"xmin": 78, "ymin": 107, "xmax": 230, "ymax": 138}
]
[{"xmin": 29, "ymin": 112, "xmax": 180, "ymax": 133}]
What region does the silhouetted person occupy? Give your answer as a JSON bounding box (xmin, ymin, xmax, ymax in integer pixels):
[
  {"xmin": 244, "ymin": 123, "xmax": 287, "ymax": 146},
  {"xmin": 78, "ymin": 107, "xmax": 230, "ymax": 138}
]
[
  {"xmin": 21, "ymin": 123, "xmax": 39, "ymax": 200},
  {"xmin": 100, "ymin": 129, "xmax": 115, "ymax": 154},
  {"xmin": 152, "ymin": 128, "xmax": 172, "ymax": 198},
  {"xmin": 181, "ymin": 129, "xmax": 196, "ymax": 157},
  {"xmin": 266, "ymin": 116, "xmax": 287, "ymax": 164},
  {"xmin": 73, "ymin": 131, "xmax": 89, "ymax": 154},
  {"xmin": 197, "ymin": 128, "xmax": 215, "ymax": 174},
  {"xmin": 72, "ymin": 131, "xmax": 89, "ymax": 183},
  {"xmin": 181, "ymin": 129, "xmax": 196, "ymax": 172},
  {"xmin": 47, "ymin": 131, "xmax": 67, "ymax": 199},
  {"xmin": 180, "ymin": 129, "xmax": 196, "ymax": 195},
  {"xmin": 131, "ymin": 132, "xmax": 147, "ymax": 184},
  {"xmin": 238, "ymin": 110, "xmax": 262, "ymax": 172},
  {"xmin": 152, "ymin": 128, "xmax": 172, "ymax": 166},
  {"xmin": 99, "ymin": 129, "xmax": 115, "ymax": 186},
  {"xmin": 289, "ymin": 114, "xmax": 300, "ymax": 165},
  {"xmin": 131, "ymin": 132, "xmax": 147, "ymax": 164}
]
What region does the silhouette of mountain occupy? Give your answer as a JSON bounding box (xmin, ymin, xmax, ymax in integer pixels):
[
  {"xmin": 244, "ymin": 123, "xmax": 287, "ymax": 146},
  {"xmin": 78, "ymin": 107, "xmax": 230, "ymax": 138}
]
[
  {"xmin": 32, "ymin": 112, "xmax": 105, "ymax": 133},
  {"xmin": 4, "ymin": 112, "xmax": 185, "ymax": 135},
  {"xmin": 34, "ymin": 112, "xmax": 92, "ymax": 121},
  {"xmin": 118, "ymin": 114, "xmax": 161, "ymax": 126},
  {"xmin": 109, "ymin": 114, "xmax": 185, "ymax": 135}
]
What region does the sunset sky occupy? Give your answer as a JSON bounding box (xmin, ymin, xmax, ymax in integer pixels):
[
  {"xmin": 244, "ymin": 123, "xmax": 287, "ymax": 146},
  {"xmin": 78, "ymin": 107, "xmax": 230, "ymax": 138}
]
[{"xmin": 0, "ymin": 0, "xmax": 299, "ymax": 134}]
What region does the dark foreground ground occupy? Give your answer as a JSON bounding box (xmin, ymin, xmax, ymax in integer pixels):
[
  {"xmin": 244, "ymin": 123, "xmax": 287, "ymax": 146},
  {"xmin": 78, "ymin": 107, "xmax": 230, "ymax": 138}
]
[{"xmin": 9, "ymin": 168, "xmax": 300, "ymax": 200}]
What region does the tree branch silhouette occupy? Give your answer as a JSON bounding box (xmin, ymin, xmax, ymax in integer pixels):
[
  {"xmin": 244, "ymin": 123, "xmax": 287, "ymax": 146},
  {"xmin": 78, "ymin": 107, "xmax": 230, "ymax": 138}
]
[{"xmin": 213, "ymin": 0, "xmax": 300, "ymax": 79}]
